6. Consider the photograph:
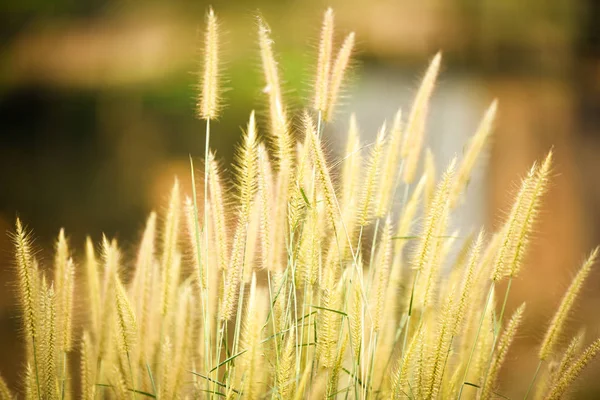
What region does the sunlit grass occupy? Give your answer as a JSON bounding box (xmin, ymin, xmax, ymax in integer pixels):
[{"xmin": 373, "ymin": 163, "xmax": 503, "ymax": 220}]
[{"xmin": 3, "ymin": 7, "xmax": 600, "ymax": 400}]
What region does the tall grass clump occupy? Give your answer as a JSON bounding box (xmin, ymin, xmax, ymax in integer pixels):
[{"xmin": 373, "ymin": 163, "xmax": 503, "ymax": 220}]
[{"xmin": 3, "ymin": 7, "xmax": 600, "ymax": 400}]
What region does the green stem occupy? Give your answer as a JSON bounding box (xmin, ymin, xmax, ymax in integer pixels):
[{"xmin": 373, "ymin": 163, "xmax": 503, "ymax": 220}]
[
  {"xmin": 457, "ymin": 281, "xmax": 495, "ymax": 400},
  {"xmin": 524, "ymin": 359, "xmax": 543, "ymax": 400},
  {"xmin": 267, "ymin": 271, "xmax": 281, "ymax": 382},
  {"xmin": 367, "ymin": 219, "xmax": 381, "ymax": 285},
  {"xmin": 365, "ymin": 332, "xmax": 378, "ymax": 398},
  {"xmin": 497, "ymin": 278, "xmax": 513, "ymax": 337},
  {"xmin": 203, "ymin": 118, "xmax": 211, "ymax": 289},
  {"xmin": 481, "ymin": 278, "xmax": 513, "ymax": 393},
  {"xmin": 316, "ymin": 110, "xmax": 323, "ymax": 138},
  {"xmin": 127, "ymin": 351, "xmax": 136, "ymax": 400},
  {"xmin": 145, "ymin": 361, "xmax": 157, "ymax": 397},
  {"xmin": 189, "ymin": 155, "xmax": 211, "ymax": 399},
  {"xmin": 203, "ymin": 118, "xmax": 213, "ymax": 397},
  {"xmin": 214, "ymin": 320, "xmax": 226, "ymax": 399},
  {"xmin": 400, "ymin": 268, "xmax": 421, "ymax": 361}
]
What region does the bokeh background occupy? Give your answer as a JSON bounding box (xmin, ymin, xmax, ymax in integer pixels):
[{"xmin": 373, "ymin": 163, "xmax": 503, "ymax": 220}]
[{"xmin": 1, "ymin": 0, "xmax": 600, "ymax": 397}]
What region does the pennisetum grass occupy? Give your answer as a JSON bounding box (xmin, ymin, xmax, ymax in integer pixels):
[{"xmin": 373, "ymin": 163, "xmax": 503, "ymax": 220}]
[{"xmin": 3, "ymin": 6, "xmax": 600, "ymax": 400}]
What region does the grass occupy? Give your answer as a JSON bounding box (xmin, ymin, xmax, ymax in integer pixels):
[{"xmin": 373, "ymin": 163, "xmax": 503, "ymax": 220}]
[{"xmin": 3, "ymin": 7, "xmax": 600, "ymax": 400}]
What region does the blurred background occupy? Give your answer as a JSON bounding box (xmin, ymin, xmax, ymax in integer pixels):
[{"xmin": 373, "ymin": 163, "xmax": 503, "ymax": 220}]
[{"xmin": 1, "ymin": 0, "xmax": 599, "ymax": 396}]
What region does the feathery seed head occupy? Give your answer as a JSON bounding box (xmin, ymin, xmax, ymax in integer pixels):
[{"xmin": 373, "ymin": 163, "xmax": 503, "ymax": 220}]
[
  {"xmin": 402, "ymin": 52, "xmax": 441, "ymax": 183},
  {"xmin": 555, "ymin": 331, "xmax": 586, "ymax": 382},
  {"xmin": 325, "ymin": 31, "xmax": 355, "ymax": 121},
  {"xmin": 257, "ymin": 144, "xmax": 274, "ymax": 271},
  {"xmin": 115, "ymin": 275, "xmax": 137, "ymax": 354},
  {"xmin": 341, "ymin": 113, "xmax": 361, "ymax": 210},
  {"xmin": 314, "ymin": 8, "xmax": 334, "ymax": 112},
  {"xmin": 0, "ymin": 375, "xmax": 12, "ymax": 400},
  {"xmin": 394, "ymin": 173, "xmax": 426, "ymax": 252},
  {"xmin": 493, "ymin": 151, "xmax": 552, "ymax": 281},
  {"xmin": 424, "ymin": 148, "xmax": 436, "ymax": 206},
  {"xmin": 304, "ymin": 110, "xmax": 338, "ymax": 226},
  {"xmin": 258, "ymin": 18, "xmax": 282, "ymax": 107},
  {"xmin": 481, "ymin": 303, "xmax": 525, "ymax": 400},
  {"xmin": 13, "ymin": 218, "xmax": 39, "ymax": 348},
  {"xmin": 184, "ymin": 197, "xmax": 205, "ymax": 289},
  {"xmin": 198, "ymin": 7, "xmax": 220, "ymax": 120},
  {"xmin": 161, "ymin": 180, "xmax": 181, "ymax": 316},
  {"xmin": 221, "ymin": 122, "xmax": 260, "ymax": 319},
  {"xmin": 208, "ymin": 151, "xmax": 229, "ymax": 272},
  {"xmin": 277, "ymin": 331, "xmax": 297, "ymax": 398},
  {"xmin": 235, "ymin": 111, "xmax": 259, "ymax": 222},
  {"xmin": 131, "ymin": 212, "xmax": 157, "ymax": 327},
  {"xmin": 539, "ymin": 247, "xmax": 598, "ymax": 360},
  {"xmin": 372, "ymin": 216, "xmax": 392, "ymax": 332},
  {"xmin": 450, "ymin": 100, "xmax": 497, "ymax": 208},
  {"xmin": 55, "ymin": 229, "xmax": 68, "ymax": 268},
  {"xmin": 41, "ymin": 283, "xmax": 58, "ymax": 399},
  {"xmin": 85, "ymin": 237, "xmax": 101, "ymax": 335},
  {"xmin": 257, "ymin": 17, "xmax": 291, "ymax": 167},
  {"xmin": 53, "ymin": 228, "xmax": 75, "ymax": 351},
  {"xmin": 358, "ymin": 122, "xmax": 386, "ymax": 226},
  {"xmin": 546, "ymin": 337, "xmax": 600, "ymax": 400},
  {"xmin": 7, "ymin": 11, "xmax": 600, "ymax": 400},
  {"xmin": 80, "ymin": 331, "xmax": 95, "ymax": 400},
  {"xmin": 376, "ymin": 108, "xmax": 403, "ymax": 217},
  {"xmin": 412, "ymin": 158, "xmax": 455, "ymax": 273},
  {"xmin": 61, "ymin": 258, "xmax": 75, "ymax": 351},
  {"xmin": 349, "ymin": 275, "xmax": 364, "ymax": 361},
  {"xmin": 451, "ymin": 230, "xmax": 484, "ymax": 335},
  {"xmin": 240, "ymin": 272, "xmax": 267, "ymax": 399}
]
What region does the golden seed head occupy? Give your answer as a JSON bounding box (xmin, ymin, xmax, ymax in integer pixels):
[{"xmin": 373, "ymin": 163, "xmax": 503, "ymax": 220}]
[
  {"xmin": 540, "ymin": 247, "xmax": 598, "ymax": 360},
  {"xmin": 198, "ymin": 7, "xmax": 221, "ymax": 120},
  {"xmin": 314, "ymin": 8, "xmax": 334, "ymax": 112},
  {"xmin": 358, "ymin": 123, "xmax": 386, "ymax": 226},
  {"xmin": 7, "ymin": 11, "xmax": 600, "ymax": 400},
  {"xmin": 547, "ymin": 337, "xmax": 600, "ymax": 400},
  {"xmin": 450, "ymin": 100, "xmax": 497, "ymax": 208},
  {"xmin": 325, "ymin": 31, "xmax": 355, "ymax": 121},
  {"xmin": 402, "ymin": 52, "xmax": 442, "ymax": 183},
  {"xmin": 258, "ymin": 18, "xmax": 287, "ymax": 145}
]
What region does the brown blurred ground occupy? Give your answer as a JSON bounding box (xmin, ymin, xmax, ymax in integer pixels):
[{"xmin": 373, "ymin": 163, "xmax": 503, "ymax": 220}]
[{"xmin": 1, "ymin": 0, "xmax": 600, "ymax": 397}]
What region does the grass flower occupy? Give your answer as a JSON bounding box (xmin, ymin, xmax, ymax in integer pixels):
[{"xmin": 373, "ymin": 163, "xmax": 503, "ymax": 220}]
[{"xmin": 3, "ymin": 8, "xmax": 599, "ymax": 400}]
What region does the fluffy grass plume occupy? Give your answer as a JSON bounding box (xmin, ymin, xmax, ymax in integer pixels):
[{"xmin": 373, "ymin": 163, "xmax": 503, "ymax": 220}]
[
  {"xmin": 198, "ymin": 7, "xmax": 220, "ymax": 120},
  {"xmin": 539, "ymin": 247, "xmax": 599, "ymax": 360},
  {"xmin": 402, "ymin": 52, "xmax": 441, "ymax": 184},
  {"xmin": 481, "ymin": 303, "xmax": 525, "ymax": 400},
  {"xmin": 313, "ymin": 8, "xmax": 334, "ymax": 113},
  {"xmin": 325, "ymin": 31, "xmax": 355, "ymax": 121},
  {"xmin": 3, "ymin": 7, "xmax": 600, "ymax": 400},
  {"xmin": 0, "ymin": 375, "xmax": 12, "ymax": 400}
]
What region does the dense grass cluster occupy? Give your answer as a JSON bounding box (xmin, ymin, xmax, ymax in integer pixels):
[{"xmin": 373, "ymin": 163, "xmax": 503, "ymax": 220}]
[{"xmin": 2, "ymin": 7, "xmax": 600, "ymax": 400}]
